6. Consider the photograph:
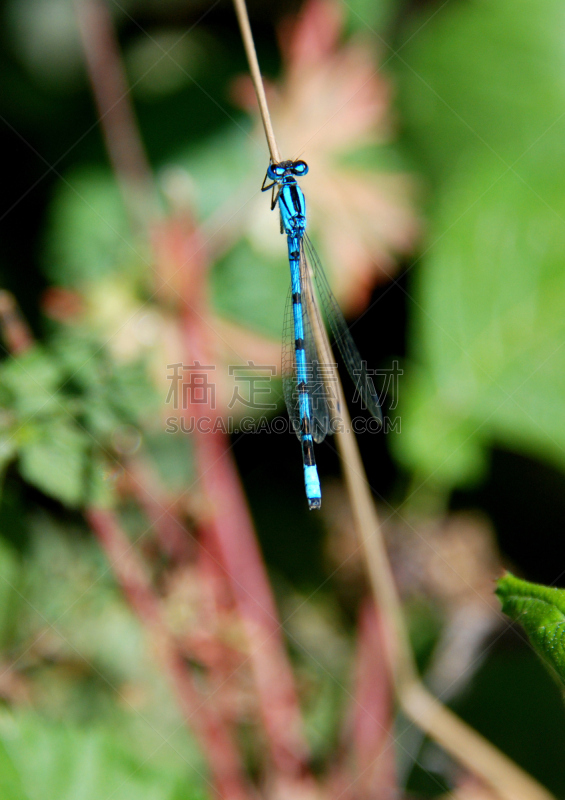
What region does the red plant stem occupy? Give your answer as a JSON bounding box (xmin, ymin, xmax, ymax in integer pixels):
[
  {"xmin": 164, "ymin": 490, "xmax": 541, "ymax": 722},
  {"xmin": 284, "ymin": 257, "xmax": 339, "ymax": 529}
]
[
  {"xmin": 125, "ymin": 457, "xmax": 193, "ymax": 562},
  {"xmin": 73, "ymin": 0, "xmax": 155, "ymax": 228},
  {"xmin": 350, "ymin": 600, "xmax": 397, "ymax": 799},
  {"xmin": 196, "ymin": 522, "xmax": 236, "ymax": 619},
  {"xmin": 86, "ymin": 507, "xmax": 251, "ymax": 800},
  {"xmin": 0, "ymin": 291, "xmax": 34, "ymax": 355},
  {"xmin": 181, "ymin": 315, "xmax": 313, "ymax": 786},
  {"xmin": 325, "ymin": 601, "xmax": 396, "ymax": 800},
  {"xmin": 165, "ymin": 219, "xmax": 313, "ymax": 788}
]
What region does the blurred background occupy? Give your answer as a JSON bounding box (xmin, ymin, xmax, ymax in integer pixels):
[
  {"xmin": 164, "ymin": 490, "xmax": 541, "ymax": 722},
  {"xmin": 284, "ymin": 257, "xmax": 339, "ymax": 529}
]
[{"xmin": 1, "ymin": 0, "xmax": 565, "ymax": 797}]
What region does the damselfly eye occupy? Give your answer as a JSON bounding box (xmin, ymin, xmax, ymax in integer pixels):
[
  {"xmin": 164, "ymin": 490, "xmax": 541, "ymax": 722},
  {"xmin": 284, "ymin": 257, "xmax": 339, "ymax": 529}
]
[
  {"xmin": 292, "ymin": 161, "xmax": 309, "ymax": 176},
  {"xmin": 268, "ymin": 163, "xmax": 286, "ymax": 179}
]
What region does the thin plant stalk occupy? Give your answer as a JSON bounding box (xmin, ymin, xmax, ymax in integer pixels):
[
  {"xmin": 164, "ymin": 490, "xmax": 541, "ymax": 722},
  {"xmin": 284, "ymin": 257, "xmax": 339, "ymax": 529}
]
[
  {"xmin": 232, "ymin": 3, "xmax": 556, "ymax": 798},
  {"xmin": 232, "ymin": 0, "xmax": 281, "ymax": 164},
  {"xmin": 349, "ymin": 601, "xmax": 397, "ymax": 799},
  {"xmin": 333, "ymin": 378, "xmax": 554, "ymax": 800},
  {"xmin": 307, "ymin": 249, "xmax": 554, "ymax": 800}
]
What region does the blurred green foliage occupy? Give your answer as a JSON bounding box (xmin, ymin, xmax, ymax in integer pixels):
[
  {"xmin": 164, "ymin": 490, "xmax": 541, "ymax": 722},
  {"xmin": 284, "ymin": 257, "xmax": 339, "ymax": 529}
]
[
  {"xmin": 0, "ymin": 525, "xmax": 209, "ymax": 800},
  {"xmin": 0, "ymin": 332, "xmax": 160, "ymax": 507},
  {"xmin": 43, "ymin": 168, "xmax": 136, "ymax": 286},
  {"xmin": 395, "ymin": 0, "xmax": 565, "ymax": 490},
  {"xmin": 453, "ymin": 645, "xmax": 565, "ymax": 797},
  {"xmin": 0, "ymin": 714, "xmax": 201, "ymax": 800}
]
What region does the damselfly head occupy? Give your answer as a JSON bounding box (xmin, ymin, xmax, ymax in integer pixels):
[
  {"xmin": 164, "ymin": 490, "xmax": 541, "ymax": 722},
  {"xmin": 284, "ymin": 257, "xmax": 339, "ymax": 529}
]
[{"xmin": 267, "ymin": 160, "xmax": 309, "ymax": 181}]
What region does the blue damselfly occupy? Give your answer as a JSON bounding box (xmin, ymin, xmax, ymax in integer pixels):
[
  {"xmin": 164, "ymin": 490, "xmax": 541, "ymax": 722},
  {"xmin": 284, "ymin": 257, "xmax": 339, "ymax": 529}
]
[{"xmin": 262, "ymin": 159, "xmax": 382, "ymax": 509}]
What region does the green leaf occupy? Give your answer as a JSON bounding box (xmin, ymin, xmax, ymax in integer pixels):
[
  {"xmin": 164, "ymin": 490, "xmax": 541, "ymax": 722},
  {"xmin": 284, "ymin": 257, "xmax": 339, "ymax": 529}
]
[
  {"xmin": 0, "ymin": 713, "xmax": 206, "ymax": 800},
  {"xmin": 1, "ymin": 347, "xmax": 64, "ymax": 417},
  {"xmin": 210, "ymin": 238, "xmax": 288, "ymax": 339},
  {"xmin": 399, "ymin": 0, "xmax": 565, "ymax": 181},
  {"xmin": 124, "ymin": 29, "xmax": 207, "ymax": 99},
  {"xmin": 19, "ymin": 419, "xmax": 89, "ymax": 507},
  {"xmin": 171, "ymin": 127, "xmax": 257, "ymax": 221},
  {"xmin": 343, "ymin": 0, "xmax": 398, "ymax": 36},
  {"xmin": 0, "ymin": 740, "xmax": 28, "ymax": 800},
  {"xmin": 393, "ymin": 0, "xmax": 565, "ymax": 488},
  {"xmin": 390, "ymin": 365, "xmax": 487, "ymax": 487},
  {"xmin": 496, "ymin": 572, "xmax": 565, "ymax": 685},
  {"xmin": 51, "ymin": 330, "xmax": 159, "ymax": 432},
  {"xmin": 42, "ymin": 167, "xmax": 142, "ymax": 286}
]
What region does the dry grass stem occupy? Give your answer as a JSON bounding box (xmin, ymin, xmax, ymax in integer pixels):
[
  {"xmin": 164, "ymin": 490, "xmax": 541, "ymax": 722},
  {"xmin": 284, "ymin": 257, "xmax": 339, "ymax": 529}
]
[
  {"xmin": 232, "ymin": 0, "xmax": 282, "ymax": 163},
  {"xmin": 300, "ymin": 173, "xmax": 554, "ymax": 800},
  {"xmin": 334, "ymin": 385, "xmax": 554, "ymax": 800}
]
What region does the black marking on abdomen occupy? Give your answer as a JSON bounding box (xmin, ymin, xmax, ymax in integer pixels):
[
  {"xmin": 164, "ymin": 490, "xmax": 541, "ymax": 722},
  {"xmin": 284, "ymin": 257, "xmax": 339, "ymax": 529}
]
[
  {"xmin": 302, "ymin": 436, "xmax": 315, "ymax": 466},
  {"xmin": 292, "ymin": 292, "xmax": 301, "ymax": 304},
  {"xmin": 301, "ymin": 416, "xmax": 311, "ymax": 436},
  {"xmin": 295, "ymin": 338, "xmax": 305, "ymax": 350}
]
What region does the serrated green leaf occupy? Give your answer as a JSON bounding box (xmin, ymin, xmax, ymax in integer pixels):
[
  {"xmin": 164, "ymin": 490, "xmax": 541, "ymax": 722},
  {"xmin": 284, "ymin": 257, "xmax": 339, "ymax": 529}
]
[
  {"xmin": 50, "ymin": 331, "xmax": 101, "ymax": 381},
  {"xmin": 51, "ymin": 330, "xmax": 159, "ymax": 432},
  {"xmin": 496, "ymin": 572, "xmax": 565, "ymax": 686},
  {"xmin": 106, "ymin": 359, "xmax": 160, "ymax": 423},
  {"xmin": 19, "ymin": 420, "xmax": 89, "ymax": 507},
  {"xmin": 1, "ymin": 347, "xmax": 64, "ymax": 417}
]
